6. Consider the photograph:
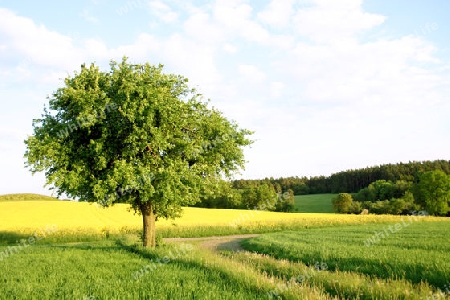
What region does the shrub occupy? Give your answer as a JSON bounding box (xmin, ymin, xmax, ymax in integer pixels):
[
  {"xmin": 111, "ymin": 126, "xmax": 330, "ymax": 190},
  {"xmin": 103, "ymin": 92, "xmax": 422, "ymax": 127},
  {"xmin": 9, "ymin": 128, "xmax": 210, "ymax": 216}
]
[{"xmin": 332, "ymin": 193, "xmax": 353, "ymax": 213}]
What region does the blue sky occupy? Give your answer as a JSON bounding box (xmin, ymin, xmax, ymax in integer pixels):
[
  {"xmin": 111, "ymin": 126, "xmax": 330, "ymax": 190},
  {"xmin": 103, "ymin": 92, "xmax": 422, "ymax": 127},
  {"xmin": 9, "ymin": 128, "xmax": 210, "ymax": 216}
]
[{"xmin": 0, "ymin": 0, "xmax": 449, "ymax": 196}]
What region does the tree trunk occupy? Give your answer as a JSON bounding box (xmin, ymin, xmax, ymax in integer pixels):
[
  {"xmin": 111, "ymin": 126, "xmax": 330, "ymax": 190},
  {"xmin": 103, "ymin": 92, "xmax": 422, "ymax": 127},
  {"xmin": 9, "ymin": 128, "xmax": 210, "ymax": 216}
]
[{"xmin": 140, "ymin": 202, "xmax": 156, "ymax": 247}]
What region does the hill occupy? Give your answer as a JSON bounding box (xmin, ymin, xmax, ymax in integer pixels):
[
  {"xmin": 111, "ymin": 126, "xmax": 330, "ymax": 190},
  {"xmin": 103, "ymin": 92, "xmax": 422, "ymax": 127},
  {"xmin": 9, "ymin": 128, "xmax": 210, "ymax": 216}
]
[
  {"xmin": 0, "ymin": 193, "xmax": 59, "ymax": 202},
  {"xmin": 294, "ymin": 194, "xmax": 336, "ymax": 213}
]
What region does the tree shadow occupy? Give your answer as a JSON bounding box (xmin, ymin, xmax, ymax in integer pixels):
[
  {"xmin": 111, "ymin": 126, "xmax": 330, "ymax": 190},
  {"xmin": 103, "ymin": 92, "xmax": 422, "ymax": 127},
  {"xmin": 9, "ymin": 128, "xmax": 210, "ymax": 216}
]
[
  {"xmin": 0, "ymin": 231, "xmax": 30, "ymax": 245},
  {"xmin": 215, "ymin": 238, "xmax": 249, "ymax": 252}
]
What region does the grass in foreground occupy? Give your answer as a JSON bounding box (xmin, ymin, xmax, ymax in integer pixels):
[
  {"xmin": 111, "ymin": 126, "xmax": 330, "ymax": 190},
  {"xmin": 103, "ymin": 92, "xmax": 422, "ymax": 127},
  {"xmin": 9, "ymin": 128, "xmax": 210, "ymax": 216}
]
[
  {"xmin": 1, "ymin": 230, "xmax": 447, "ymax": 299},
  {"xmin": 241, "ymin": 220, "xmax": 450, "ymax": 298},
  {"xmin": 0, "ymin": 237, "xmax": 332, "ymax": 299},
  {"xmin": 222, "ymin": 250, "xmax": 437, "ymax": 299}
]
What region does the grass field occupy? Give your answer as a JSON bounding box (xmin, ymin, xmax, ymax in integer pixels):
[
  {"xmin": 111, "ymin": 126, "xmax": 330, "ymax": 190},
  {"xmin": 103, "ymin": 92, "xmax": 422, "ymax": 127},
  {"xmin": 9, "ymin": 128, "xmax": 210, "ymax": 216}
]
[
  {"xmin": 241, "ymin": 222, "xmax": 450, "ymax": 298},
  {"xmin": 1, "ymin": 194, "xmax": 449, "ymax": 299},
  {"xmin": 1, "ymin": 240, "xmax": 294, "ymax": 299},
  {"xmin": 294, "ymin": 194, "xmax": 336, "ymax": 213}
]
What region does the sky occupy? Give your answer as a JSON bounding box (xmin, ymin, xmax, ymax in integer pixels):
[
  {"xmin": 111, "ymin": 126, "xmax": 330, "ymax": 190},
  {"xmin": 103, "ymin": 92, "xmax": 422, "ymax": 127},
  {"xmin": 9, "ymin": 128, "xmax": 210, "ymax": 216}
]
[{"xmin": 0, "ymin": 0, "xmax": 449, "ymax": 196}]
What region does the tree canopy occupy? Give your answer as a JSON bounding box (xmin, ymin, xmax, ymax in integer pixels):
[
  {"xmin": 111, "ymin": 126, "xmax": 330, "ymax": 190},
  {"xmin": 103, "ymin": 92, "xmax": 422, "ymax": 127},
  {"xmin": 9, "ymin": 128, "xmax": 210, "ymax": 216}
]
[
  {"xmin": 24, "ymin": 58, "xmax": 253, "ymax": 247},
  {"xmin": 413, "ymin": 170, "xmax": 450, "ymax": 215}
]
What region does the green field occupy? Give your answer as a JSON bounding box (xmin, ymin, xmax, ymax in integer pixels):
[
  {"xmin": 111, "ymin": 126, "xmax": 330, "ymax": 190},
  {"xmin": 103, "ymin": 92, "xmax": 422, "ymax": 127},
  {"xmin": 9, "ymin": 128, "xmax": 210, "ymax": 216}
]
[
  {"xmin": 1, "ymin": 239, "xmax": 288, "ymax": 299},
  {"xmin": 294, "ymin": 193, "xmax": 336, "ymax": 213},
  {"xmin": 2, "ymin": 222, "xmax": 449, "ymax": 299},
  {"xmin": 1, "ymin": 195, "xmax": 450, "ymax": 299},
  {"xmin": 242, "ymin": 221, "xmax": 450, "ymax": 299}
]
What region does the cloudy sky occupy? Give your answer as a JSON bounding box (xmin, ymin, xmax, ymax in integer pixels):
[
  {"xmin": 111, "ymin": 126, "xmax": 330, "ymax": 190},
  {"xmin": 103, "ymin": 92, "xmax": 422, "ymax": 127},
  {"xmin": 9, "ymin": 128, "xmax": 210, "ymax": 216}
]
[{"xmin": 0, "ymin": 0, "xmax": 449, "ymax": 196}]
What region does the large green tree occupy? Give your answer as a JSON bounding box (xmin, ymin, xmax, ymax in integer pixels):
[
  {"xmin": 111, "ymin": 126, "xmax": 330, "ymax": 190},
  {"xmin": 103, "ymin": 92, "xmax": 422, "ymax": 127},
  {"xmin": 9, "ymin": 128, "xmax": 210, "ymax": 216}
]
[
  {"xmin": 24, "ymin": 58, "xmax": 253, "ymax": 247},
  {"xmin": 413, "ymin": 170, "xmax": 450, "ymax": 216}
]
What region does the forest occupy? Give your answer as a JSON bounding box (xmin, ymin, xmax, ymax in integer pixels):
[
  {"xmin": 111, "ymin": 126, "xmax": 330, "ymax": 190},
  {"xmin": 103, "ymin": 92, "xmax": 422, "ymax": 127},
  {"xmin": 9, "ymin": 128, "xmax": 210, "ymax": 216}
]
[
  {"xmin": 195, "ymin": 160, "xmax": 450, "ymax": 215},
  {"xmin": 233, "ymin": 159, "xmax": 450, "ymax": 194}
]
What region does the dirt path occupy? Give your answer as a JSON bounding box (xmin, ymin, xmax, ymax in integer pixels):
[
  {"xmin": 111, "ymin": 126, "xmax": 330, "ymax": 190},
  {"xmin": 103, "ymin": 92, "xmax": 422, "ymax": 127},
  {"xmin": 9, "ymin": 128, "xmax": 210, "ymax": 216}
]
[{"xmin": 164, "ymin": 234, "xmax": 259, "ymax": 252}]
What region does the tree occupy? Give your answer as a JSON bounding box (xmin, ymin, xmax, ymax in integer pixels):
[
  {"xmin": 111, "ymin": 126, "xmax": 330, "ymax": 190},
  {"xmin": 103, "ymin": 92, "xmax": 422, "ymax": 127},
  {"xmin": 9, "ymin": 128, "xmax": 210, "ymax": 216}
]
[
  {"xmin": 273, "ymin": 183, "xmax": 282, "ymax": 194},
  {"xmin": 275, "ymin": 189, "xmax": 295, "ymax": 212},
  {"xmin": 393, "ymin": 180, "xmax": 411, "ymax": 198},
  {"xmin": 241, "ymin": 183, "xmax": 277, "ymax": 210},
  {"xmin": 196, "ymin": 179, "xmax": 243, "ymax": 209},
  {"xmin": 354, "ymin": 186, "xmax": 376, "ymax": 202},
  {"xmin": 293, "ymin": 182, "xmax": 309, "ymax": 195},
  {"xmin": 368, "ymin": 180, "xmax": 396, "ymax": 200},
  {"xmin": 332, "ymin": 193, "xmax": 353, "ymax": 213},
  {"xmin": 215, "ymin": 188, "xmax": 243, "ymax": 209},
  {"xmin": 24, "ymin": 58, "xmax": 253, "ymax": 247},
  {"xmin": 413, "ymin": 170, "xmax": 450, "ymax": 216}
]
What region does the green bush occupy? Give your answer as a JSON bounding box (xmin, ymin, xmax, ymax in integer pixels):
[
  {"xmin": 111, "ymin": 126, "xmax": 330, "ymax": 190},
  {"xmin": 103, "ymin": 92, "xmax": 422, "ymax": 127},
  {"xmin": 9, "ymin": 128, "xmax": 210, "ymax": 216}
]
[{"xmin": 332, "ymin": 193, "xmax": 353, "ymax": 213}]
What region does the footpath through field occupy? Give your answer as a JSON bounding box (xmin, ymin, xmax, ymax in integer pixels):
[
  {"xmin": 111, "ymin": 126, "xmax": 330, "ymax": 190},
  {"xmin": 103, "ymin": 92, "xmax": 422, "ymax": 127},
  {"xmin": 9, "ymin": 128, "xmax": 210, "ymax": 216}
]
[{"xmin": 164, "ymin": 234, "xmax": 259, "ymax": 252}]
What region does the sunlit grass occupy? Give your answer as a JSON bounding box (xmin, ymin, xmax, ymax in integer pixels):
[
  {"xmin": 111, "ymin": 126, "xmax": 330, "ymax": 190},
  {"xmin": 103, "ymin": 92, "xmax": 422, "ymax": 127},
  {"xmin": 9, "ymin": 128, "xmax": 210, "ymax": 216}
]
[
  {"xmin": 241, "ymin": 221, "xmax": 450, "ymax": 293},
  {"xmin": 2, "ymin": 240, "xmax": 326, "ymax": 299}
]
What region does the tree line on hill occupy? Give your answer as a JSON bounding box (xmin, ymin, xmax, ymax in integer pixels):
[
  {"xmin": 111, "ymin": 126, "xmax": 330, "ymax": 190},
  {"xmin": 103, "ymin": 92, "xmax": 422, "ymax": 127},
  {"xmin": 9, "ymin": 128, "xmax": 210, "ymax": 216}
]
[
  {"xmin": 232, "ymin": 160, "xmax": 450, "ymax": 195},
  {"xmin": 194, "ymin": 160, "xmax": 450, "ymax": 214}
]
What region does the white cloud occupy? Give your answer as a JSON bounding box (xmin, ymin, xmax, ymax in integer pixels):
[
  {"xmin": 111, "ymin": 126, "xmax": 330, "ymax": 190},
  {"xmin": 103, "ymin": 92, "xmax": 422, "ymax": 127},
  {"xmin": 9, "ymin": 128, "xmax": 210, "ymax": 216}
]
[
  {"xmin": 214, "ymin": 0, "xmax": 253, "ymax": 28},
  {"xmin": 149, "ymin": 1, "xmax": 178, "ymax": 23},
  {"xmin": 238, "ymin": 64, "xmax": 266, "ymax": 83},
  {"xmin": 280, "ymin": 34, "xmax": 442, "ymax": 108},
  {"xmin": 293, "ymin": 0, "xmax": 386, "ymax": 43},
  {"xmin": 84, "ymin": 38, "xmax": 109, "ymax": 58},
  {"xmin": 270, "ymin": 81, "xmax": 285, "ymax": 98},
  {"xmin": 268, "ymin": 34, "xmax": 295, "ymax": 49},
  {"xmin": 223, "ymin": 43, "xmax": 237, "ymax": 53},
  {"xmin": 184, "ymin": 11, "xmax": 225, "ymax": 43},
  {"xmin": 109, "ymin": 33, "xmax": 161, "ymax": 61},
  {"xmin": 213, "ymin": 0, "xmax": 270, "ymax": 43},
  {"xmin": 182, "ymin": 1, "xmax": 293, "ymax": 49},
  {"xmin": 102, "ymin": 32, "xmax": 222, "ymax": 95},
  {"xmin": 79, "ymin": 8, "xmax": 99, "ymax": 23},
  {"xmin": 257, "ymin": 0, "xmax": 295, "ymax": 28},
  {"xmin": 0, "ymin": 9, "xmax": 166, "ymax": 82},
  {"xmin": 0, "ymin": 8, "xmax": 83, "ymax": 70}
]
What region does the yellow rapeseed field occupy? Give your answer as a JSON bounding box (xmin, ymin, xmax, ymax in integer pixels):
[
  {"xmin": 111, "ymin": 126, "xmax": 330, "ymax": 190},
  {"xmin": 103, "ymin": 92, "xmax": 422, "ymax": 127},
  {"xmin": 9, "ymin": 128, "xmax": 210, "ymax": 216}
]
[{"xmin": 1, "ymin": 198, "xmax": 447, "ymax": 240}]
